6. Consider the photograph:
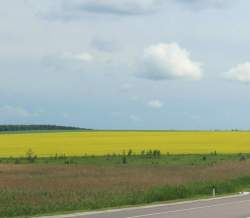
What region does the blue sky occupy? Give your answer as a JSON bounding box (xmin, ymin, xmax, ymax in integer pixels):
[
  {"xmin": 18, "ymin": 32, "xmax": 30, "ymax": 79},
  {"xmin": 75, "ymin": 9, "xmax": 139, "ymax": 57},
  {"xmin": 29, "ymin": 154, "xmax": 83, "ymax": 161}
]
[{"xmin": 1, "ymin": 0, "xmax": 250, "ymax": 130}]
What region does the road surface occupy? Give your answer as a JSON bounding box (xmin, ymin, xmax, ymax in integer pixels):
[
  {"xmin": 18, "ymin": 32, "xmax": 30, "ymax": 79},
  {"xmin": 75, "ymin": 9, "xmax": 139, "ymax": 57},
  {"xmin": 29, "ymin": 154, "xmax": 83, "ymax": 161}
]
[{"xmin": 41, "ymin": 193, "xmax": 250, "ymax": 218}]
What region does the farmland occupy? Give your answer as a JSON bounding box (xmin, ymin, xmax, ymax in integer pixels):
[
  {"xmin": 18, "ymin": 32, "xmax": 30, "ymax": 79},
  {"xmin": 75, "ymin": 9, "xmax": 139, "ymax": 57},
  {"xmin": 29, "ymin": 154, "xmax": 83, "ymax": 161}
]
[
  {"xmin": 0, "ymin": 131, "xmax": 250, "ymax": 157},
  {"xmin": 1, "ymin": 156, "xmax": 250, "ymax": 217},
  {"xmin": 1, "ymin": 131, "xmax": 250, "ymax": 217}
]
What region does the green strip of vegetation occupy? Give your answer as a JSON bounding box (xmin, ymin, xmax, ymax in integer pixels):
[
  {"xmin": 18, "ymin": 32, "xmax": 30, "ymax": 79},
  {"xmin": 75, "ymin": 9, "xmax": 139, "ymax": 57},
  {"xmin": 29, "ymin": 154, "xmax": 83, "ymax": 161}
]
[
  {"xmin": 1, "ymin": 150, "xmax": 248, "ymax": 166},
  {"xmin": 1, "ymin": 176, "xmax": 250, "ymax": 217}
]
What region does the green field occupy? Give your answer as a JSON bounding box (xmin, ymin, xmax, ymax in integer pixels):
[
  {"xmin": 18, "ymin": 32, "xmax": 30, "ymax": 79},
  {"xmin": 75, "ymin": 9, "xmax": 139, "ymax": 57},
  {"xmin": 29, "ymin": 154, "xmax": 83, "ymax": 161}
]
[{"xmin": 0, "ymin": 131, "xmax": 250, "ymax": 157}]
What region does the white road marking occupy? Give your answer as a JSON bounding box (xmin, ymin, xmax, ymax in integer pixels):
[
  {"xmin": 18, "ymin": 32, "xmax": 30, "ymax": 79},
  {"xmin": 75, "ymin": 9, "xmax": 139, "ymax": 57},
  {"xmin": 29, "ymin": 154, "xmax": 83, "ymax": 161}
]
[{"xmin": 126, "ymin": 199, "xmax": 250, "ymax": 218}]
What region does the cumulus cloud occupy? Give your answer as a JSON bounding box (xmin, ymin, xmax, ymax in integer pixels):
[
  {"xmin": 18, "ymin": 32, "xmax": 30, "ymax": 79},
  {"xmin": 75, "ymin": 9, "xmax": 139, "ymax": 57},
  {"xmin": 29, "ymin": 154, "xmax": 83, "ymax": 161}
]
[
  {"xmin": 28, "ymin": 0, "xmax": 163, "ymax": 20},
  {"xmin": 147, "ymin": 100, "xmax": 163, "ymax": 108},
  {"xmin": 138, "ymin": 43, "xmax": 202, "ymax": 80},
  {"xmin": 224, "ymin": 62, "xmax": 250, "ymax": 83}
]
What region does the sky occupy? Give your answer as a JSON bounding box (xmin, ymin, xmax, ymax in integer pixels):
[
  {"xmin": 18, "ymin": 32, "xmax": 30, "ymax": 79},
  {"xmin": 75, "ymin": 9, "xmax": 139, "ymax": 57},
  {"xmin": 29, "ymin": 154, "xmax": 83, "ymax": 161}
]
[{"xmin": 1, "ymin": 0, "xmax": 250, "ymax": 130}]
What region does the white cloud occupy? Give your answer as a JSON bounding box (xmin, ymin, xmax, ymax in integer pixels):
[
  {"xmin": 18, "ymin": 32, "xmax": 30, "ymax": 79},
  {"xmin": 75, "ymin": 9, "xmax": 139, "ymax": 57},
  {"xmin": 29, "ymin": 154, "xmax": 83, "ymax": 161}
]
[
  {"xmin": 139, "ymin": 43, "xmax": 202, "ymax": 80},
  {"xmin": 63, "ymin": 52, "xmax": 93, "ymax": 62},
  {"xmin": 78, "ymin": 0, "xmax": 161, "ymax": 15},
  {"xmin": 28, "ymin": 0, "xmax": 163, "ymax": 20},
  {"xmin": 225, "ymin": 62, "xmax": 250, "ymax": 83},
  {"xmin": 28, "ymin": 0, "xmax": 228, "ymax": 20},
  {"xmin": 147, "ymin": 100, "xmax": 163, "ymax": 108},
  {"xmin": 62, "ymin": 51, "xmax": 114, "ymax": 65},
  {"xmin": 41, "ymin": 51, "xmax": 95, "ymax": 73}
]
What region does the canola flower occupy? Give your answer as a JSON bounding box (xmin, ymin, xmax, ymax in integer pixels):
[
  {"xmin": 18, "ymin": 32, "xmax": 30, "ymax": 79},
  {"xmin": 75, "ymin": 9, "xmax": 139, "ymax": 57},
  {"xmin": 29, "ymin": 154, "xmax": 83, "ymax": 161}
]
[{"xmin": 0, "ymin": 131, "xmax": 250, "ymax": 157}]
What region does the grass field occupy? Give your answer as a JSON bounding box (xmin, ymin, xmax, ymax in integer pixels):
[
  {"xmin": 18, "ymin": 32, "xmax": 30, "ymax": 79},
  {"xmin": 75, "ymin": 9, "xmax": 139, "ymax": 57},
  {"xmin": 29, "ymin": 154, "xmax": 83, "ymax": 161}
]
[
  {"xmin": 1, "ymin": 157, "xmax": 250, "ymax": 217},
  {"xmin": 0, "ymin": 131, "xmax": 250, "ymax": 157}
]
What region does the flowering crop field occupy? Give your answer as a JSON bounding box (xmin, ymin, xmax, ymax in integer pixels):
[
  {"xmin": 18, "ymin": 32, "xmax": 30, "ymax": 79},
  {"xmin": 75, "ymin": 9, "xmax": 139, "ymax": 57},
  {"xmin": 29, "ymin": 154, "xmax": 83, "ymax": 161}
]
[{"xmin": 0, "ymin": 131, "xmax": 250, "ymax": 157}]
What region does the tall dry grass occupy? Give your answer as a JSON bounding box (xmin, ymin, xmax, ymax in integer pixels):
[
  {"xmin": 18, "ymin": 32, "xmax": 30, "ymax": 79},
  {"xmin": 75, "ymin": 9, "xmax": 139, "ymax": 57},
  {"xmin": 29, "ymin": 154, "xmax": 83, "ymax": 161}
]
[{"xmin": 1, "ymin": 160, "xmax": 250, "ymax": 217}]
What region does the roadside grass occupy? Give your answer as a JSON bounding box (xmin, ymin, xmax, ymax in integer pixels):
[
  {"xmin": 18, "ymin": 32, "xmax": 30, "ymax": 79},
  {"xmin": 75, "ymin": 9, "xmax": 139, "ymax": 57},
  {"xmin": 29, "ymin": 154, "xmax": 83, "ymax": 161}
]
[
  {"xmin": 1, "ymin": 155, "xmax": 250, "ymax": 217},
  {"xmin": 1, "ymin": 176, "xmax": 250, "ymax": 217}
]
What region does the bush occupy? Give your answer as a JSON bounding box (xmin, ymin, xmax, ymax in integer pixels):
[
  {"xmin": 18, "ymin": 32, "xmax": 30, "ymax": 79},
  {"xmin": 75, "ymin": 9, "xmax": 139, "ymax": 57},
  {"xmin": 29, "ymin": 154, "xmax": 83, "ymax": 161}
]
[
  {"xmin": 127, "ymin": 149, "xmax": 133, "ymax": 157},
  {"xmin": 26, "ymin": 149, "xmax": 37, "ymax": 163},
  {"xmin": 240, "ymin": 155, "xmax": 246, "ymax": 161},
  {"xmin": 14, "ymin": 158, "xmax": 20, "ymax": 164},
  {"xmin": 122, "ymin": 155, "xmax": 127, "ymax": 164},
  {"xmin": 64, "ymin": 158, "xmax": 76, "ymax": 164},
  {"xmin": 202, "ymin": 156, "xmax": 207, "ymax": 161}
]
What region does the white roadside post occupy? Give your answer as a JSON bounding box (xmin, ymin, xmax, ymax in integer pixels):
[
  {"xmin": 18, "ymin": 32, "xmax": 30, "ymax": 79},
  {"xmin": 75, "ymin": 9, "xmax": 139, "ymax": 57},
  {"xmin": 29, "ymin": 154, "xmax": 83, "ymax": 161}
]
[{"xmin": 213, "ymin": 187, "xmax": 216, "ymax": 197}]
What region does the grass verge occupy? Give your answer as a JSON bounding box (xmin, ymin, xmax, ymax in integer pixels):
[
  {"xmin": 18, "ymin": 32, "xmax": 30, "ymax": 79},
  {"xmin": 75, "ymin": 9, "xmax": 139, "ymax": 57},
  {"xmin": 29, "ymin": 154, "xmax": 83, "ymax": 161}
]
[
  {"xmin": 1, "ymin": 154, "xmax": 250, "ymax": 217},
  {"xmin": 1, "ymin": 176, "xmax": 250, "ymax": 217}
]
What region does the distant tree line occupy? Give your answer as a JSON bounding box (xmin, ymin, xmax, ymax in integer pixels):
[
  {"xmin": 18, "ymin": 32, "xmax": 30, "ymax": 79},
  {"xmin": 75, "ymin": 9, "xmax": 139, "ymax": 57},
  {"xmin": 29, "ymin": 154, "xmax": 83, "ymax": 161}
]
[{"xmin": 0, "ymin": 125, "xmax": 91, "ymax": 132}]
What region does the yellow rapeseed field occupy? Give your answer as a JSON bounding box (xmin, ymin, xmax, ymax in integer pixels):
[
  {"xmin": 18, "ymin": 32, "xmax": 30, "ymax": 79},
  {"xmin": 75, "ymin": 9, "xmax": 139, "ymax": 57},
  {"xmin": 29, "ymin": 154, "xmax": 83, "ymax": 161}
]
[{"xmin": 0, "ymin": 131, "xmax": 250, "ymax": 157}]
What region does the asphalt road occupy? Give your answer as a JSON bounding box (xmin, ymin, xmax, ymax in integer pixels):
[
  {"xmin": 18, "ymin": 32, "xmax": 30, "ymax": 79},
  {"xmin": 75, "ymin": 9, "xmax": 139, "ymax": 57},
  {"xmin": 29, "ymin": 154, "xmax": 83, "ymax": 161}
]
[{"xmin": 42, "ymin": 193, "xmax": 250, "ymax": 218}]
